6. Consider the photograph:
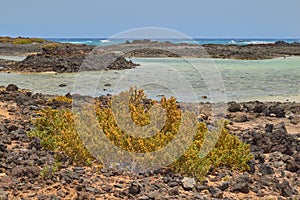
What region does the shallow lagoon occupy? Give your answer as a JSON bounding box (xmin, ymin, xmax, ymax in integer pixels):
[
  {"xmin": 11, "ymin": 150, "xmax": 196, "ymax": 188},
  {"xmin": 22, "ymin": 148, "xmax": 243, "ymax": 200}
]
[{"xmin": 0, "ymin": 57, "xmax": 299, "ymax": 103}]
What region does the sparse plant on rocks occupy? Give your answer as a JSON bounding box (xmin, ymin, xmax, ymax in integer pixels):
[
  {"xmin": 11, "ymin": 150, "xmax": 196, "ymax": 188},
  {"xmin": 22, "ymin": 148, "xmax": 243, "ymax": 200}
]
[
  {"xmin": 40, "ymin": 161, "xmax": 62, "ymax": 179},
  {"xmin": 28, "ymin": 88, "xmax": 253, "ymax": 180}
]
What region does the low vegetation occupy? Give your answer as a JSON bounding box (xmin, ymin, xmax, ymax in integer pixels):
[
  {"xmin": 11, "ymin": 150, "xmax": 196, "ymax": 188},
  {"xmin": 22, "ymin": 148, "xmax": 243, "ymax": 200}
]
[
  {"xmin": 28, "ymin": 88, "xmax": 253, "ymax": 180},
  {"xmin": 0, "ymin": 36, "xmax": 46, "ymax": 44}
]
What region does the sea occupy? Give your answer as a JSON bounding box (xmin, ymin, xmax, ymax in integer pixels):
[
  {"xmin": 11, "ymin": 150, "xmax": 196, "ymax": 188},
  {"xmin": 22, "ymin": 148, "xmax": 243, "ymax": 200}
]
[
  {"xmin": 47, "ymin": 38, "xmax": 300, "ymax": 46},
  {"xmin": 1, "ymin": 38, "xmax": 300, "ymax": 103}
]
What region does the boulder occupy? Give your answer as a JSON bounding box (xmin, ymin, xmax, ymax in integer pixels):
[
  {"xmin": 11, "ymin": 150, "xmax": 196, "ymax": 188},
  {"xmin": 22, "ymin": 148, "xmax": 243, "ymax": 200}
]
[
  {"xmin": 228, "ymin": 102, "xmax": 242, "ymax": 112},
  {"xmin": 6, "ymin": 84, "xmax": 18, "ymax": 91}
]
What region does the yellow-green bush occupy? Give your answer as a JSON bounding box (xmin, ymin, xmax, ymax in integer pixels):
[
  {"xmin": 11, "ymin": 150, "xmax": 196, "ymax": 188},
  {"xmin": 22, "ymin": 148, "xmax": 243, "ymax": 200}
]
[
  {"xmin": 12, "ymin": 38, "xmax": 33, "ymax": 44},
  {"xmin": 28, "ymin": 88, "xmax": 253, "ymax": 179},
  {"xmin": 49, "ymin": 95, "xmax": 73, "ymax": 104},
  {"xmin": 28, "ymin": 108, "xmax": 94, "ymax": 164},
  {"xmin": 0, "ymin": 36, "xmax": 46, "ymax": 44},
  {"xmin": 42, "ymin": 42, "xmax": 60, "ymax": 50},
  {"xmin": 30, "ymin": 38, "xmax": 46, "ymax": 43}
]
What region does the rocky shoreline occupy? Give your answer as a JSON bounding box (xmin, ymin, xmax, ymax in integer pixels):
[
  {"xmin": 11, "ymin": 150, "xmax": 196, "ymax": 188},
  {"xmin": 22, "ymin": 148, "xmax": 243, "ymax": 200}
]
[
  {"xmin": 0, "ymin": 85, "xmax": 299, "ymax": 199},
  {"xmin": 1, "ymin": 39, "xmax": 300, "ymax": 73}
]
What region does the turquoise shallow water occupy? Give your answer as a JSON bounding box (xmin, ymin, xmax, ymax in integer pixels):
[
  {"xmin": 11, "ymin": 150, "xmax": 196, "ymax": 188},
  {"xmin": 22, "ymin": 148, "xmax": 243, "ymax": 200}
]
[
  {"xmin": 0, "ymin": 57, "xmax": 299, "ymax": 102},
  {"xmin": 48, "ymin": 38, "xmax": 300, "ymax": 46}
]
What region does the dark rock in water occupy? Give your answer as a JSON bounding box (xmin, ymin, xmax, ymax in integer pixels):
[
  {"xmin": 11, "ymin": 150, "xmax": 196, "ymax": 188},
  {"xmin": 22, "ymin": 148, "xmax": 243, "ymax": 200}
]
[
  {"xmin": 6, "ymin": 84, "xmax": 18, "ymax": 91},
  {"xmin": 228, "ymin": 102, "xmax": 242, "ymax": 112},
  {"xmin": 65, "ymin": 92, "xmax": 72, "ymax": 99},
  {"xmin": 275, "ymin": 41, "xmax": 288, "ymax": 45},
  {"xmin": 59, "ymin": 83, "xmax": 67, "ymax": 87},
  {"xmin": 104, "ymin": 83, "xmax": 112, "ymax": 87},
  {"xmin": 265, "ymin": 123, "xmax": 273, "ymax": 133}
]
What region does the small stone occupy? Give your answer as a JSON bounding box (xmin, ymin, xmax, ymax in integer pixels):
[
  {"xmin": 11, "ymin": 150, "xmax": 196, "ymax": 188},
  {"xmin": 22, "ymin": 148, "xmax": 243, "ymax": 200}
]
[
  {"xmin": 193, "ymin": 193, "xmax": 205, "ymax": 200},
  {"xmin": 59, "ymin": 83, "xmax": 67, "ymax": 87},
  {"xmin": 273, "ymin": 161, "xmax": 285, "ymax": 168},
  {"xmin": 231, "ymin": 182, "xmax": 249, "ymax": 193},
  {"xmin": 259, "ymin": 163, "xmax": 274, "ymax": 175},
  {"xmin": 85, "ymin": 187, "xmax": 97, "ymax": 193},
  {"xmin": 196, "ymin": 184, "xmax": 209, "ymax": 192},
  {"xmin": 228, "ymin": 102, "xmax": 242, "ymax": 112},
  {"xmin": 181, "ymin": 177, "xmax": 196, "ymax": 191},
  {"xmin": 168, "ymin": 181, "xmax": 179, "ymax": 187},
  {"xmin": 72, "ymin": 167, "xmax": 86, "ymax": 174},
  {"xmin": 104, "ymin": 83, "xmax": 112, "ymax": 87},
  {"xmin": 168, "ymin": 188, "xmax": 180, "ymax": 196},
  {"xmin": 11, "ymin": 166, "xmax": 40, "ymax": 178},
  {"xmin": 6, "ymin": 84, "xmax": 18, "ymax": 91},
  {"xmin": 129, "ymin": 182, "xmax": 141, "ymax": 195},
  {"xmin": 210, "ymin": 188, "xmax": 223, "ymax": 198},
  {"xmin": 57, "ymin": 190, "xmax": 66, "ymax": 198},
  {"xmin": 138, "ymin": 196, "xmax": 150, "ymax": 200},
  {"xmin": 114, "ymin": 184, "xmax": 123, "ymax": 189},
  {"xmin": 265, "ymin": 123, "xmax": 273, "ymax": 133},
  {"xmin": 280, "ymin": 180, "xmax": 293, "ymax": 197},
  {"xmin": 286, "ymin": 160, "xmax": 300, "ymax": 172},
  {"xmin": 218, "ymin": 181, "xmax": 229, "ymax": 191},
  {"xmin": 147, "ymin": 191, "xmax": 163, "ymax": 199},
  {"xmin": 0, "ymin": 190, "xmax": 8, "ymax": 200}
]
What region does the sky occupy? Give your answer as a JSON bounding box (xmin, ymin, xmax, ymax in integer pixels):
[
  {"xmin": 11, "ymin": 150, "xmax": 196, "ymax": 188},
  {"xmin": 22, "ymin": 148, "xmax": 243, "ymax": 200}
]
[{"xmin": 1, "ymin": 0, "xmax": 299, "ymax": 38}]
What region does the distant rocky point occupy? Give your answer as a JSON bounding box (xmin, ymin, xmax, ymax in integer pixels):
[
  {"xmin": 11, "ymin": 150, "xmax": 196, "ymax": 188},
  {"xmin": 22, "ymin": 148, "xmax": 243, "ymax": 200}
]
[{"xmin": 1, "ymin": 37, "xmax": 300, "ymax": 73}]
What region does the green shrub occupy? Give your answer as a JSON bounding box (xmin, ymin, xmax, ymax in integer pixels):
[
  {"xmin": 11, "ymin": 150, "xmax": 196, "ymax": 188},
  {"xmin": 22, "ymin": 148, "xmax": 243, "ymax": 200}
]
[
  {"xmin": 30, "ymin": 38, "xmax": 46, "ymax": 43},
  {"xmin": 171, "ymin": 122, "xmax": 253, "ymax": 180},
  {"xmin": 0, "ymin": 36, "xmax": 46, "ymax": 44},
  {"xmin": 40, "ymin": 161, "xmax": 62, "ymax": 179},
  {"xmin": 28, "ymin": 88, "xmax": 253, "ymax": 179},
  {"xmin": 12, "ymin": 38, "xmax": 33, "ymax": 44},
  {"xmin": 28, "ymin": 108, "xmax": 94, "ymax": 164}
]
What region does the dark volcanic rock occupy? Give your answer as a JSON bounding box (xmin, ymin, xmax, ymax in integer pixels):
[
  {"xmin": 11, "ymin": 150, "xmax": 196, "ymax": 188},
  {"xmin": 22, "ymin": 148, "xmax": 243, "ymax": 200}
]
[
  {"xmin": 265, "ymin": 123, "xmax": 273, "ymax": 133},
  {"xmin": 0, "ymin": 85, "xmax": 299, "ymax": 199},
  {"xmin": 268, "ymin": 104, "xmax": 285, "ymax": 117},
  {"xmin": 259, "ymin": 163, "xmax": 274, "ymax": 175},
  {"xmin": 11, "ymin": 166, "xmax": 40, "ymax": 178},
  {"xmin": 58, "ymin": 83, "xmax": 67, "ymax": 87},
  {"xmin": 231, "ymin": 182, "xmax": 250, "ymax": 193},
  {"xmin": 228, "ymin": 102, "xmax": 242, "ymax": 112},
  {"xmin": 6, "ymin": 84, "xmax": 18, "ymax": 91},
  {"xmin": 1, "ymin": 43, "xmax": 139, "ymax": 73},
  {"xmin": 280, "ymin": 180, "xmax": 294, "ymax": 197},
  {"xmin": 285, "ymin": 160, "xmax": 300, "ymax": 172},
  {"xmin": 128, "ymin": 181, "xmax": 142, "ymax": 195}
]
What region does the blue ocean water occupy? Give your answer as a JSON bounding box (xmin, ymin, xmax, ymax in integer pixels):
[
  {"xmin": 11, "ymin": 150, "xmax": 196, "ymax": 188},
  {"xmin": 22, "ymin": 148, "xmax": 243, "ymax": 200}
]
[{"xmin": 46, "ymin": 38, "xmax": 300, "ymax": 46}]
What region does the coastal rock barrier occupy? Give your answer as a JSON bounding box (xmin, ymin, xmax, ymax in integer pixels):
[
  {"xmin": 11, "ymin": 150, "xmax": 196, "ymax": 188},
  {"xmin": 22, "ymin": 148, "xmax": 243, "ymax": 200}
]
[
  {"xmin": 1, "ymin": 40, "xmax": 300, "ymax": 73},
  {"xmin": 0, "ymin": 43, "xmax": 139, "ymax": 73}
]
